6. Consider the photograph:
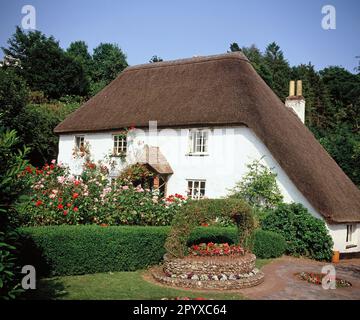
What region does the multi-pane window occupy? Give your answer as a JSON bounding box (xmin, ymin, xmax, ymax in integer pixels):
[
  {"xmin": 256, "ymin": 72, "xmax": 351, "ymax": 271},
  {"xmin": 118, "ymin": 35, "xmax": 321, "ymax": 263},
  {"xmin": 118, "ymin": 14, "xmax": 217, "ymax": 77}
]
[
  {"xmin": 113, "ymin": 135, "xmax": 127, "ymax": 155},
  {"xmin": 346, "ymin": 224, "xmax": 356, "ymax": 243},
  {"xmin": 75, "ymin": 136, "xmax": 84, "ymax": 149},
  {"xmin": 187, "ymin": 180, "xmax": 206, "ymax": 200},
  {"xmin": 189, "ymin": 130, "xmax": 208, "ymax": 154}
]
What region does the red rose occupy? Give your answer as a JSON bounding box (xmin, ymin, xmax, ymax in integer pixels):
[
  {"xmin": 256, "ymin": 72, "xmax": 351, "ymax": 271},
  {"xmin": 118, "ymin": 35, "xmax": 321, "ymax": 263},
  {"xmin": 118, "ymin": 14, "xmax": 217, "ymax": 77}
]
[
  {"xmin": 67, "ymin": 203, "xmax": 71, "ymax": 208},
  {"xmin": 35, "ymin": 200, "xmax": 43, "ymax": 207},
  {"xmin": 63, "ymin": 210, "xmax": 68, "ymax": 216},
  {"xmin": 73, "ymin": 207, "xmax": 78, "ymax": 212},
  {"xmin": 57, "ymin": 204, "xmax": 64, "ymax": 210},
  {"xmin": 25, "ymin": 165, "xmax": 33, "ymax": 174},
  {"xmin": 72, "ymin": 193, "xmax": 79, "ymax": 199}
]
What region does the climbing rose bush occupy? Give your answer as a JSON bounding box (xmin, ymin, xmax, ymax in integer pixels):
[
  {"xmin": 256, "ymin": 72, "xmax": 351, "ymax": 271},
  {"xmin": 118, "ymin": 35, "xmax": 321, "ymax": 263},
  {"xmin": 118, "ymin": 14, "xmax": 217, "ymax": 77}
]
[{"xmin": 18, "ymin": 160, "xmax": 187, "ymax": 226}]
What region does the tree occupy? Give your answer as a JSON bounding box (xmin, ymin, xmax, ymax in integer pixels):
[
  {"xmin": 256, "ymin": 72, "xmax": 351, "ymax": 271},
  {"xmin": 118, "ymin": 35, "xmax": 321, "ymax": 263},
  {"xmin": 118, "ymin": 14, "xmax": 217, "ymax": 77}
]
[
  {"xmin": 263, "ymin": 42, "xmax": 291, "ymax": 100},
  {"xmin": 149, "ymin": 55, "xmax": 163, "ymax": 63},
  {"xmin": 0, "ymin": 68, "xmax": 28, "ymax": 130},
  {"xmin": 2, "ymin": 27, "xmax": 89, "ymax": 98},
  {"xmin": 92, "ymin": 43, "xmax": 128, "ymax": 84},
  {"xmin": 66, "ymin": 41, "xmax": 93, "ymax": 78},
  {"xmin": 229, "ymin": 42, "xmax": 241, "ymax": 52}
]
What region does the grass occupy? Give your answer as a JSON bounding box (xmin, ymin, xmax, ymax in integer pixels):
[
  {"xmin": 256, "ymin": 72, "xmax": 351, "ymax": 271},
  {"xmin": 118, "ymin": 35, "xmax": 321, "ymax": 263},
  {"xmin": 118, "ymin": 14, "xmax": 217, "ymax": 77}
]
[{"xmin": 23, "ymin": 259, "xmax": 273, "ymax": 300}]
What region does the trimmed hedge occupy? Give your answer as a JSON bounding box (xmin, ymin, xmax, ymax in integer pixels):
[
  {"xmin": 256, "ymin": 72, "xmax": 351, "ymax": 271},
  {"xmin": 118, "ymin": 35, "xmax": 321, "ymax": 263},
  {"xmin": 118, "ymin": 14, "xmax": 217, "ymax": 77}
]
[
  {"xmin": 18, "ymin": 225, "xmax": 238, "ymax": 276},
  {"xmin": 249, "ymin": 229, "xmax": 286, "ymax": 259}
]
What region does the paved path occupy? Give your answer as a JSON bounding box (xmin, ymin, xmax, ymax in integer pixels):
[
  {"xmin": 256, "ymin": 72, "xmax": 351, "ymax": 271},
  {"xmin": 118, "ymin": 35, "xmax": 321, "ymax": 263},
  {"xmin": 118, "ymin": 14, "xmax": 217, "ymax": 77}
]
[{"xmin": 239, "ymin": 256, "xmax": 360, "ymax": 300}]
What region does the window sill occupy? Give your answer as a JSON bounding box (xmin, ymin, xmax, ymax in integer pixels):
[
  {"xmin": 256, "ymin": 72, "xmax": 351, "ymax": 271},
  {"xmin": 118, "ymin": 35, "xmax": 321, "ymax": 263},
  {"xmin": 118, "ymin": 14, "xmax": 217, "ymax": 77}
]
[
  {"xmin": 345, "ymin": 244, "xmax": 357, "ymax": 249},
  {"xmin": 186, "ymin": 153, "xmax": 209, "ymax": 157}
]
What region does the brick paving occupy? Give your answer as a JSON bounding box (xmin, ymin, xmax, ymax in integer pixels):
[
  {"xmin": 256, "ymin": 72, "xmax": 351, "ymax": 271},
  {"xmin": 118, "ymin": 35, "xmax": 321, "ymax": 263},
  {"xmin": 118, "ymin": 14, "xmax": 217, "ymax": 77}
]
[{"xmin": 239, "ymin": 256, "xmax": 360, "ymax": 300}]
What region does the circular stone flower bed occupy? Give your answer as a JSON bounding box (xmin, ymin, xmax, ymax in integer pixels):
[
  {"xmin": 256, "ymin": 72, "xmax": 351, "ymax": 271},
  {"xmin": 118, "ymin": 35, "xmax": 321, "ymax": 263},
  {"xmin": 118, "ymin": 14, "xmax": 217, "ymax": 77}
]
[
  {"xmin": 151, "ymin": 243, "xmax": 264, "ymax": 290},
  {"xmin": 295, "ymin": 272, "xmax": 352, "ymax": 288}
]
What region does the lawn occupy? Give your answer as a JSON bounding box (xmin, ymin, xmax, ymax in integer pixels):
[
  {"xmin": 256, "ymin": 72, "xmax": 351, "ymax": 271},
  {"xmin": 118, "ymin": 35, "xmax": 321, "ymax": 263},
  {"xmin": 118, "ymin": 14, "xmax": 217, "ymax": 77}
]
[{"xmin": 23, "ymin": 259, "xmax": 272, "ymax": 300}]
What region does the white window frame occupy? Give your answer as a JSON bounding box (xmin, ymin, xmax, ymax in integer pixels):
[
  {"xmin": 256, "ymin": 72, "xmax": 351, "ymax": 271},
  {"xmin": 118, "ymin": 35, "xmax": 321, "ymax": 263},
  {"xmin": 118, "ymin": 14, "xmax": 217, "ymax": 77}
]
[
  {"xmin": 75, "ymin": 135, "xmax": 85, "ymax": 149},
  {"xmin": 188, "ymin": 129, "xmax": 209, "ymax": 155},
  {"xmin": 113, "ymin": 134, "xmax": 127, "ymax": 155},
  {"xmin": 346, "ymin": 224, "xmax": 356, "ymax": 244},
  {"xmin": 187, "ymin": 179, "xmax": 206, "ymax": 200}
]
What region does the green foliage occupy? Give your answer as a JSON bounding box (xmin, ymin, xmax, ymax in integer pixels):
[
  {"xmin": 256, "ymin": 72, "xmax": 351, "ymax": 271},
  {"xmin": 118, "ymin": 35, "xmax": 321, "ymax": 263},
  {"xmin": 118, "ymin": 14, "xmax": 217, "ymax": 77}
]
[
  {"xmin": 92, "ymin": 43, "xmax": 128, "ymax": 84},
  {"xmin": 14, "ymin": 102, "xmax": 79, "ymax": 166},
  {"xmin": 248, "ymin": 229, "xmax": 286, "ymax": 259},
  {"xmin": 0, "ymin": 231, "xmax": 23, "ymax": 300},
  {"xmin": 262, "ymin": 203, "xmax": 333, "ymax": 261},
  {"xmin": 228, "ymin": 158, "xmax": 283, "ymax": 210},
  {"xmin": 0, "ymin": 129, "xmax": 29, "ymax": 221},
  {"xmin": 0, "ymin": 68, "xmax": 28, "ymax": 129},
  {"xmin": 17, "ymin": 225, "xmax": 237, "ymax": 276},
  {"xmin": 165, "ymin": 198, "xmax": 254, "ymax": 258},
  {"xmin": 2, "ymin": 27, "xmax": 89, "ymax": 98},
  {"xmin": 263, "ymin": 42, "xmax": 291, "ymax": 101},
  {"xmin": 317, "ymin": 123, "xmax": 360, "ymax": 186},
  {"xmin": 0, "ymin": 129, "xmax": 29, "ymax": 299}
]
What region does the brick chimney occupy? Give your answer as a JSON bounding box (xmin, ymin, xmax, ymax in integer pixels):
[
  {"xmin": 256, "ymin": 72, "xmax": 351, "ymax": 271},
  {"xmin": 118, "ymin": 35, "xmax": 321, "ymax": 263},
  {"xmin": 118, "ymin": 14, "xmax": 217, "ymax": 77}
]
[{"xmin": 285, "ymin": 80, "xmax": 305, "ymax": 123}]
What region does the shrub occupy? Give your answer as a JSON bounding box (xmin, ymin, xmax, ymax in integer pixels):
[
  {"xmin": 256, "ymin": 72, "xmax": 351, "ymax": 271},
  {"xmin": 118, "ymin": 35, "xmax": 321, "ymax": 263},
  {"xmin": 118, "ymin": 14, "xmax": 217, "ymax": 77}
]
[
  {"xmin": 228, "ymin": 158, "xmax": 283, "ymax": 210},
  {"xmin": 165, "ymin": 198, "xmax": 254, "ymax": 258},
  {"xmin": 17, "ymin": 160, "xmax": 185, "ymax": 226},
  {"xmin": 0, "ymin": 129, "xmax": 29, "ymax": 299},
  {"xmin": 262, "ymin": 203, "xmax": 333, "ymax": 261},
  {"xmin": 248, "ymin": 229, "xmax": 286, "ymax": 259},
  {"xmin": 18, "ymin": 225, "xmax": 238, "ymax": 276}
]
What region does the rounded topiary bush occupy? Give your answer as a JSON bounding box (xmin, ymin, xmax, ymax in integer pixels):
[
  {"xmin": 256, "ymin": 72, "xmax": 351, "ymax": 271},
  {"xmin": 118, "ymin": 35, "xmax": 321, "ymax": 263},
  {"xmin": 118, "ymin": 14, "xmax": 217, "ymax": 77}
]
[
  {"xmin": 261, "ymin": 203, "xmax": 333, "ymax": 261},
  {"xmin": 249, "ymin": 229, "xmax": 286, "ymax": 259}
]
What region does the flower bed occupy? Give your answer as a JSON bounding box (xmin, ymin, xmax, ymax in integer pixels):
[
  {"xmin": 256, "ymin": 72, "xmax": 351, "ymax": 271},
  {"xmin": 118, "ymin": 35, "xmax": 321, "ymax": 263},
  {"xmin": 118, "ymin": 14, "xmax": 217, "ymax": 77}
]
[
  {"xmin": 151, "ymin": 251, "xmax": 264, "ymax": 290},
  {"xmin": 188, "ymin": 242, "xmax": 245, "ymax": 256},
  {"xmin": 18, "ymin": 160, "xmax": 186, "ymax": 226},
  {"xmin": 295, "ymin": 272, "xmax": 352, "ymax": 288}
]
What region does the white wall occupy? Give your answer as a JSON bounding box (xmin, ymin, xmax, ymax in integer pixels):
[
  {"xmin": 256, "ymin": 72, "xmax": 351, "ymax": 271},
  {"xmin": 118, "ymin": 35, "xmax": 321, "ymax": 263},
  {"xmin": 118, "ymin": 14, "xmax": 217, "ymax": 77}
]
[
  {"xmin": 328, "ymin": 223, "xmax": 360, "ymax": 253},
  {"xmin": 58, "ymin": 125, "xmax": 359, "ymax": 253}
]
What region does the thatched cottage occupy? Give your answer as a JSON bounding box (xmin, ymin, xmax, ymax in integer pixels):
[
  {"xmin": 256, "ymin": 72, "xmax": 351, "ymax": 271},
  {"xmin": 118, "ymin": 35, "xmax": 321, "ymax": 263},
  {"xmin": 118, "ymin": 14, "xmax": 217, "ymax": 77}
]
[{"xmin": 55, "ymin": 52, "xmax": 360, "ymax": 255}]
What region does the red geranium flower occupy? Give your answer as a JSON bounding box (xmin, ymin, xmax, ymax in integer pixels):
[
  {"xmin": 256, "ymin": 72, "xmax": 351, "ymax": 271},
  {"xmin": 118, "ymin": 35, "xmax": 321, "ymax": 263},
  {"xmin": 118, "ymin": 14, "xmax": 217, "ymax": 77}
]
[
  {"xmin": 72, "ymin": 193, "xmax": 79, "ymax": 199},
  {"xmin": 74, "ymin": 180, "xmax": 80, "ymax": 186},
  {"xmin": 67, "ymin": 203, "xmax": 71, "ymax": 208},
  {"xmin": 57, "ymin": 204, "xmax": 64, "ymax": 210},
  {"xmin": 63, "ymin": 210, "xmax": 68, "ymax": 216},
  {"xmin": 73, "ymin": 207, "xmax": 79, "ymax": 212}
]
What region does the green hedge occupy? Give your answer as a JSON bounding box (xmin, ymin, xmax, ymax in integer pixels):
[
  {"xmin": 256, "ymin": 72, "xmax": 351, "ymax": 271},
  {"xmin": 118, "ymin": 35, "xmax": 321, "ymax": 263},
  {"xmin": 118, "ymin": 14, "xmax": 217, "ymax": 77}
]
[
  {"xmin": 249, "ymin": 229, "xmax": 286, "ymax": 259},
  {"xmin": 18, "ymin": 225, "xmax": 238, "ymax": 276}
]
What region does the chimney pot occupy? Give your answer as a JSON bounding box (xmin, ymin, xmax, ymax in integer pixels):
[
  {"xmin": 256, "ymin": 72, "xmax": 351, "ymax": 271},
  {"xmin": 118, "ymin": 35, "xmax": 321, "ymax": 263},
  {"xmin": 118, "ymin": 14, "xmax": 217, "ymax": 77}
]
[
  {"xmin": 289, "ymin": 80, "xmax": 295, "ymax": 97},
  {"xmin": 296, "ymin": 80, "xmax": 303, "ymax": 96}
]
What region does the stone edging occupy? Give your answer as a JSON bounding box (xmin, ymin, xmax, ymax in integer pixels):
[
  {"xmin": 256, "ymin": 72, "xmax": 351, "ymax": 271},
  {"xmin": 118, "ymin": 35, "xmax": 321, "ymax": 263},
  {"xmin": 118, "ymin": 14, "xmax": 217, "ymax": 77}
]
[{"xmin": 151, "ymin": 266, "xmax": 265, "ymax": 290}]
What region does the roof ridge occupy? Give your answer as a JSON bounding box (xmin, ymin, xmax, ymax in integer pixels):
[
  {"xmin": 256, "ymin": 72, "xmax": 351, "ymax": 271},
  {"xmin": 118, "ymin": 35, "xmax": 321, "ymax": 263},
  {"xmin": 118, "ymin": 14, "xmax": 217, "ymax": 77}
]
[{"xmin": 124, "ymin": 52, "xmax": 250, "ymax": 72}]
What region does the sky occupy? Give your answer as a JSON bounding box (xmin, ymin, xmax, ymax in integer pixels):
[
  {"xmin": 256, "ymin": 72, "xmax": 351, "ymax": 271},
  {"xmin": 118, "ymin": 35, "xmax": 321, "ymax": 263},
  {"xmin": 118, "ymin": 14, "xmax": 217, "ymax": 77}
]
[{"xmin": 0, "ymin": 0, "xmax": 359, "ymax": 72}]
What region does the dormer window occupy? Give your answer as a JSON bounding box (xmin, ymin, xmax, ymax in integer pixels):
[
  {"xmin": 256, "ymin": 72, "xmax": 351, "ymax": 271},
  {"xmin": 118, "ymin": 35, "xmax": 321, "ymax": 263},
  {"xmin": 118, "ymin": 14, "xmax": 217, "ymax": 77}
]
[{"xmin": 189, "ymin": 129, "xmax": 209, "ymax": 155}]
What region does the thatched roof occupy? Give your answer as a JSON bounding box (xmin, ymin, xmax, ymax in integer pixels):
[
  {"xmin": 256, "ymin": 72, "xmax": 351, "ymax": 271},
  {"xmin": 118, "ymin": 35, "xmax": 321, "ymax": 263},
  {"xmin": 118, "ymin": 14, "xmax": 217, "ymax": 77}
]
[{"xmin": 54, "ymin": 52, "xmax": 360, "ymax": 223}]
